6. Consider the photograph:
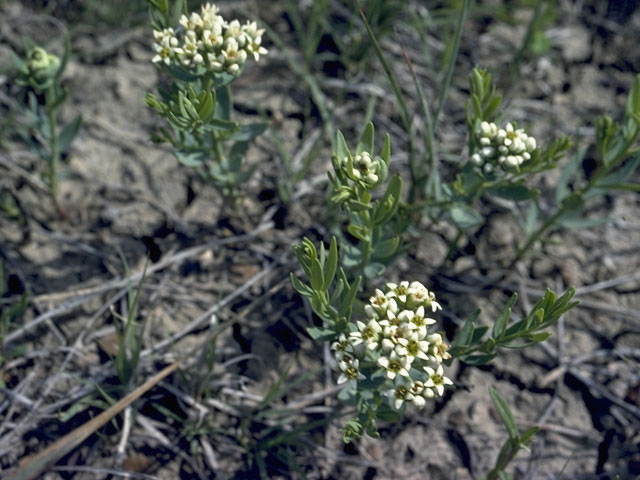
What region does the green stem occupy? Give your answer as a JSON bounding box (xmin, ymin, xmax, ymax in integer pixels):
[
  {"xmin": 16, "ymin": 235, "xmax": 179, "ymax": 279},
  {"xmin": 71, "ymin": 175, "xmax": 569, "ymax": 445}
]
[{"xmin": 45, "ymin": 85, "xmax": 63, "ymax": 216}]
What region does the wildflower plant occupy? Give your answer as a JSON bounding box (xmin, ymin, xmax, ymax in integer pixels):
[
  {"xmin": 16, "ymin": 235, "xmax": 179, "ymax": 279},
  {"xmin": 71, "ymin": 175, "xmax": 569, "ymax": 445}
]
[
  {"xmin": 292, "ymin": 116, "xmax": 578, "ymax": 442},
  {"xmin": 144, "ymin": 1, "xmax": 268, "ymax": 203},
  {"xmin": 11, "ymin": 32, "xmax": 82, "ymax": 216},
  {"xmin": 292, "ymin": 232, "xmax": 577, "ymax": 441},
  {"xmin": 439, "ymin": 67, "xmax": 573, "ymax": 232}
]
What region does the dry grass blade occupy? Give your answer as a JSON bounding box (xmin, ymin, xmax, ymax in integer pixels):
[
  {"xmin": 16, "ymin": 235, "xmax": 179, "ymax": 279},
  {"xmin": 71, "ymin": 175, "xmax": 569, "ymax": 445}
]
[{"xmin": 4, "ymin": 360, "xmax": 183, "ymax": 480}]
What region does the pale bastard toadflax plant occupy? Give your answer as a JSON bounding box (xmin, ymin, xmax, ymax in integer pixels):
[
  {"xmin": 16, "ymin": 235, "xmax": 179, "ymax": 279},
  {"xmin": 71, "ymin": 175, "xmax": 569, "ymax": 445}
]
[{"xmin": 145, "ymin": 2, "xmax": 268, "ymax": 207}]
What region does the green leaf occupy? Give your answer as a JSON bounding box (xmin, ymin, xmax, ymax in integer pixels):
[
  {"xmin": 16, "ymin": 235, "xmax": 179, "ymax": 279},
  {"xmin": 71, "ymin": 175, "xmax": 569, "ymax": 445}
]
[
  {"xmin": 207, "ymin": 117, "xmax": 238, "ymax": 132},
  {"xmin": 290, "ymin": 273, "xmax": 312, "ymax": 297},
  {"xmin": 215, "ymin": 85, "xmax": 232, "ymax": 120},
  {"xmin": 372, "ymin": 237, "xmax": 399, "ymax": 260},
  {"xmin": 450, "ymin": 203, "xmax": 483, "ymax": 229},
  {"xmin": 323, "ymin": 237, "xmax": 338, "ymax": 291},
  {"xmin": 338, "ymin": 276, "xmax": 361, "ymax": 318},
  {"xmin": 197, "ymin": 90, "xmax": 215, "ymax": 119},
  {"xmin": 356, "ymin": 122, "xmax": 374, "ymax": 155},
  {"xmin": 1, "ymin": 292, "xmax": 29, "ymax": 323},
  {"xmin": 310, "ymin": 258, "xmax": 324, "ymax": 292},
  {"xmin": 175, "ymin": 150, "xmax": 206, "ymax": 167},
  {"xmin": 488, "ymin": 184, "xmax": 539, "ymax": 201},
  {"xmin": 363, "ymin": 262, "xmax": 385, "ymax": 279},
  {"xmin": 524, "ymin": 332, "xmax": 551, "ymax": 343},
  {"xmin": 347, "ymin": 224, "xmax": 367, "ymax": 241},
  {"xmin": 375, "ymin": 403, "xmax": 402, "ymax": 422},
  {"xmin": 492, "ymin": 293, "xmax": 517, "ymax": 340},
  {"xmin": 451, "ymin": 310, "xmax": 480, "ymax": 348},
  {"xmin": 380, "ymin": 133, "xmax": 391, "ymax": 165},
  {"xmin": 520, "ymin": 426, "xmax": 540, "ymax": 445},
  {"xmin": 594, "ymin": 182, "xmax": 640, "ymax": 192},
  {"xmin": 489, "ymin": 387, "xmax": 519, "ymax": 441},
  {"xmin": 57, "ymin": 114, "xmax": 82, "ymax": 152},
  {"xmin": 559, "ymin": 217, "xmax": 611, "ymax": 229},
  {"xmin": 524, "ymin": 202, "xmax": 538, "ymax": 236},
  {"xmin": 460, "ymin": 353, "xmax": 497, "ymax": 365},
  {"xmin": 336, "ymin": 130, "xmax": 350, "ymax": 164},
  {"xmin": 470, "ymin": 325, "xmax": 489, "ymax": 345},
  {"xmin": 306, "ymin": 326, "xmax": 337, "ymax": 341},
  {"xmin": 228, "ymin": 141, "xmax": 249, "ymax": 169},
  {"xmin": 373, "ymin": 174, "xmax": 402, "ymax": 225}
]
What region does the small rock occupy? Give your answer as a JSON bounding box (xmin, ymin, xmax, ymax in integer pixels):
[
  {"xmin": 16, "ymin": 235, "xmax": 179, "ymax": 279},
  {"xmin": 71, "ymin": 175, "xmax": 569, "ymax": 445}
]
[{"xmin": 559, "ymin": 25, "xmax": 591, "ymax": 63}]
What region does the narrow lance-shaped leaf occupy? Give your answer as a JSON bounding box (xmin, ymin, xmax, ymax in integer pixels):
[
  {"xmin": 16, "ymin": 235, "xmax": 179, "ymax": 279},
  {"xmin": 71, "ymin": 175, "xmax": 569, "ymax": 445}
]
[
  {"xmin": 489, "ymin": 387, "xmax": 519, "ymax": 441},
  {"xmin": 356, "ymin": 122, "xmax": 374, "ymax": 156},
  {"xmin": 323, "ymin": 237, "xmax": 338, "ymax": 291},
  {"xmin": 492, "ymin": 293, "xmax": 517, "ymax": 340},
  {"xmin": 338, "ymin": 275, "xmax": 361, "ymax": 319}
]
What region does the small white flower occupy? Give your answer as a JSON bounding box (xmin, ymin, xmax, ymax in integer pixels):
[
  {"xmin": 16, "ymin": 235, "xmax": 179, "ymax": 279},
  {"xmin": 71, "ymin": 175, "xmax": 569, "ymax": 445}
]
[
  {"xmin": 221, "ymin": 37, "xmax": 247, "ymax": 74},
  {"xmin": 337, "ymin": 358, "xmax": 365, "ymax": 386},
  {"xmin": 331, "ymin": 333, "xmax": 353, "ymax": 363},
  {"xmin": 202, "ymin": 25, "xmax": 224, "ymax": 49},
  {"xmin": 395, "ymin": 331, "xmax": 430, "ymax": 363},
  {"xmin": 404, "ymin": 306, "xmax": 435, "ymax": 338},
  {"xmin": 424, "ymin": 364, "xmax": 453, "ymax": 397},
  {"xmin": 180, "ymin": 12, "xmax": 204, "ymax": 31},
  {"xmin": 377, "ymin": 351, "xmax": 411, "ymax": 380},
  {"xmin": 242, "ymin": 21, "xmax": 268, "ymax": 61},
  {"xmin": 225, "ymin": 19, "xmax": 245, "ymax": 46},
  {"xmin": 384, "ymin": 379, "xmax": 414, "ymax": 410},
  {"xmin": 386, "ymin": 281, "xmax": 410, "ymax": 304},
  {"xmin": 426, "ymin": 333, "xmax": 451, "ymax": 363},
  {"xmin": 200, "ymin": 3, "xmax": 223, "ymax": 30},
  {"xmin": 381, "ymin": 322, "xmax": 407, "ymax": 352},
  {"xmin": 350, "ymin": 319, "xmax": 383, "ymax": 350}
]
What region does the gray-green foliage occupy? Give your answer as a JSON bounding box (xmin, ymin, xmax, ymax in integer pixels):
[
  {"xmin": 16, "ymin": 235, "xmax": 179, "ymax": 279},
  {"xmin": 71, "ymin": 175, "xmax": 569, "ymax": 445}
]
[
  {"xmin": 328, "ymin": 122, "xmax": 406, "ymax": 281},
  {"xmin": 517, "ymin": 74, "xmax": 640, "ymax": 258},
  {"xmin": 11, "ymin": 33, "xmax": 82, "ymax": 211},
  {"xmin": 449, "ymin": 288, "xmax": 578, "ymax": 366}
]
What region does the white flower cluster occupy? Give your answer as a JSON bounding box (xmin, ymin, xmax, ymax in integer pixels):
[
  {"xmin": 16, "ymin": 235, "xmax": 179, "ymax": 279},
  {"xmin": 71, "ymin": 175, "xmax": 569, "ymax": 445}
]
[
  {"xmin": 342, "ymin": 151, "xmax": 384, "ymax": 186},
  {"xmin": 470, "ymin": 121, "xmax": 537, "ymax": 174},
  {"xmin": 152, "ymin": 3, "xmax": 267, "ymax": 75},
  {"xmin": 332, "ymin": 281, "xmax": 453, "ymax": 410}
]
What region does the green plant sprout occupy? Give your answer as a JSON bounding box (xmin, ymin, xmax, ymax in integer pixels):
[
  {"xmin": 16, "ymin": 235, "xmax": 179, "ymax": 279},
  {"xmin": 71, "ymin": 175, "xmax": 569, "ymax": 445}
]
[
  {"xmin": 145, "ymin": 1, "xmax": 268, "ymax": 210},
  {"xmin": 12, "ymin": 32, "xmax": 82, "ymax": 217}
]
